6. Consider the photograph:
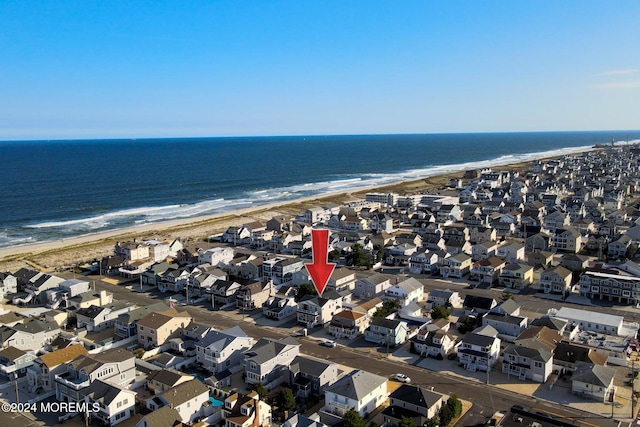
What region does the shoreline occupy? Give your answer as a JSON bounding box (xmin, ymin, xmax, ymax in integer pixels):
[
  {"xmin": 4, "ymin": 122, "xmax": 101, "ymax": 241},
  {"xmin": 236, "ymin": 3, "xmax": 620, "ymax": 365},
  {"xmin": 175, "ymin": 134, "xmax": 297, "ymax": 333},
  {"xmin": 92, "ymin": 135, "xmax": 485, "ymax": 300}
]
[{"xmin": 0, "ymin": 145, "xmax": 597, "ymax": 272}]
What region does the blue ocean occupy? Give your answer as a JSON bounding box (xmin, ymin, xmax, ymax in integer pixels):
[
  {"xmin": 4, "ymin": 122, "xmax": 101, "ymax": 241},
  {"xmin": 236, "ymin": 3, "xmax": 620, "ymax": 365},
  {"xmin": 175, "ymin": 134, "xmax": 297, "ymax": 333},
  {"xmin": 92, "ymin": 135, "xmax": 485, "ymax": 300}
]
[{"xmin": 1, "ymin": 131, "xmax": 638, "ymax": 249}]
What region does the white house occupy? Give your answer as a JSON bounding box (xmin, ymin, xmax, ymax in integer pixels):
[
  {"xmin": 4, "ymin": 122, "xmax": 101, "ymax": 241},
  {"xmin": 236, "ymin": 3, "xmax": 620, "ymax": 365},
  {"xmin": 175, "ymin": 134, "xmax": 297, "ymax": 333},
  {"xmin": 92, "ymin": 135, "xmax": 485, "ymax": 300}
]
[{"xmin": 324, "ymin": 370, "xmax": 387, "ymax": 418}]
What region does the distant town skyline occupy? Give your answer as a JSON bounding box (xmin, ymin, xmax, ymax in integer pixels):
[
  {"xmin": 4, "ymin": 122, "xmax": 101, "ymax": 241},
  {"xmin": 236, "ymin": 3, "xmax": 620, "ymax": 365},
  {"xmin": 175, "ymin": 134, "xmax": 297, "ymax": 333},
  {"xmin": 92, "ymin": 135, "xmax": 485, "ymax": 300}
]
[{"xmin": 1, "ymin": 1, "xmax": 639, "ymax": 140}]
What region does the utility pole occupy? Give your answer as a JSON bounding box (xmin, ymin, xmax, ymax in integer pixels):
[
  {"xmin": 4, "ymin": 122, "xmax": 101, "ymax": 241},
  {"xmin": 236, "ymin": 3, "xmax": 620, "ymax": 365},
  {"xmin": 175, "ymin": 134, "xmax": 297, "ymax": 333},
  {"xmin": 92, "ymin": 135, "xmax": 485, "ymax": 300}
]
[
  {"xmin": 14, "ymin": 375, "xmax": 19, "ymax": 404},
  {"xmin": 632, "ymin": 357, "xmax": 636, "ymax": 419}
]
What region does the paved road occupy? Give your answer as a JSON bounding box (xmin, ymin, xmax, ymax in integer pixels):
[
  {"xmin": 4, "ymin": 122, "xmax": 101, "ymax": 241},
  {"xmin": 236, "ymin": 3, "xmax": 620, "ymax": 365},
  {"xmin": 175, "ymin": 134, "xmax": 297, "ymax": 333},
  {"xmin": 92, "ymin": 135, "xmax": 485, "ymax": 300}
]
[{"xmin": 83, "ymin": 276, "xmax": 619, "ymax": 427}]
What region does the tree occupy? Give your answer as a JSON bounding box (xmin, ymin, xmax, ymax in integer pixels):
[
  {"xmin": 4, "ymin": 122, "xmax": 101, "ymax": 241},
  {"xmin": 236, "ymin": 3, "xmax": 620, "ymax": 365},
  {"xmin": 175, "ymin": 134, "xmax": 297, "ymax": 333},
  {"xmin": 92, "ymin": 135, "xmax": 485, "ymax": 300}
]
[
  {"xmin": 398, "ymin": 416, "xmax": 417, "ymax": 427},
  {"xmin": 342, "ymin": 409, "xmax": 365, "ymax": 427},
  {"xmin": 252, "ymin": 382, "xmax": 268, "ymax": 399},
  {"xmin": 438, "ymin": 403, "xmax": 454, "ymax": 427},
  {"xmin": 276, "ymin": 388, "xmax": 296, "ymax": 411},
  {"xmin": 296, "ymin": 283, "xmax": 317, "ymax": 301},
  {"xmin": 349, "ymin": 244, "xmax": 371, "ymax": 268},
  {"xmin": 430, "ymin": 306, "xmax": 450, "ymax": 320},
  {"xmin": 457, "ymin": 316, "xmax": 476, "ymax": 334},
  {"xmin": 424, "ymin": 417, "xmax": 439, "ymax": 427},
  {"xmin": 446, "ymin": 395, "xmax": 462, "ymax": 418},
  {"xmin": 329, "ymin": 249, "xmax": 342, "ymax": 261},
  {"xmin": 374, "ymin": 299, "xmax": 400, "ymax": 318}
]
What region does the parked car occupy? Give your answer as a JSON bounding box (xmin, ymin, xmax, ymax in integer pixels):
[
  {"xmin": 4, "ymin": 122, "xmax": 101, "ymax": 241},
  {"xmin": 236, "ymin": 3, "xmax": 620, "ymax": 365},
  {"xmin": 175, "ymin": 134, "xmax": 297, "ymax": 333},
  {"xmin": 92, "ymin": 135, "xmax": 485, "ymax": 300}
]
[
  {"xmin": 321, "ymin": 340, "xmax": 337, "ymax": 348},
  {"xmin": 392, "ymin": 373, "xmax": 411, "ymax": 383}
]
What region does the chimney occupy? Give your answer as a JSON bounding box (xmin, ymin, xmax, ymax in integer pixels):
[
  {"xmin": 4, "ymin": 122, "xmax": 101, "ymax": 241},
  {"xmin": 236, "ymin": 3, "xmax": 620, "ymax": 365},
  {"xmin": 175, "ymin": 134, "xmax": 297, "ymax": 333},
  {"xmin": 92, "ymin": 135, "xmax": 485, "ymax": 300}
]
[{"xmin": 100, "ymin": 290, "xmax": 108, "ymax": 306}]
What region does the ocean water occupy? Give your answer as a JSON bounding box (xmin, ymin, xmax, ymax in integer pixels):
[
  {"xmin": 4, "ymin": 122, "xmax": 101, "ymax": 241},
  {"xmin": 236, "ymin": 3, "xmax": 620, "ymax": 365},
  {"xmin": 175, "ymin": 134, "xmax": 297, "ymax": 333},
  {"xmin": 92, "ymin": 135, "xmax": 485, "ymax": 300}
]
[{"xmin": 0, "ymin": 131, "xmax": 638, "ymax": 249}]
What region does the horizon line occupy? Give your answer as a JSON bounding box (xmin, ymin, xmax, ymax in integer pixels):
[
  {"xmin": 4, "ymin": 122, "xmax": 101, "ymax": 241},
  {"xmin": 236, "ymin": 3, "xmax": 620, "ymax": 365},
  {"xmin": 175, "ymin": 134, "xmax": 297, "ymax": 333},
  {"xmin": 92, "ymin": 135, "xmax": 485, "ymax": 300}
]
[{"xmin": 2, "ymin": 128, "xmax": 640, "ymax": 143}]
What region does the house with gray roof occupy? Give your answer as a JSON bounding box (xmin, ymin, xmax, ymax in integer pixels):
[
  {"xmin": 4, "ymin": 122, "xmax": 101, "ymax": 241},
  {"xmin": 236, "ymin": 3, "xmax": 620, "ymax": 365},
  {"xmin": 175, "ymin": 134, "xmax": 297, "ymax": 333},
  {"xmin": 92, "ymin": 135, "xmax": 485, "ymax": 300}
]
[
  {"xmin": 323, "ymin": 370, "xmax": 387, "ymax": 418},
  {"xmin": 571, "ymin": 363, "xmax": 616, "ymax": 402},
  {"xmin": 457, "ymin": 330, "xmax": 500, "ymax": 372},
  {"xmin": 243, "ymin": 337, "xmax": 300, "ymax": 389},
  {"xmin": 82, "ymin": 379, "xmax": 137, "ymax": 426},
  {"xmin": 145, "ymin": 378, "xmax": 210, "ymax": 424},
  {"xmin": 364, "ymin": 317, "xmax": 408, "ymax": 347},
  {"xmin": 196, "ymin": 326, "xmax": 254, "ymax": 374},
  {"xmin": 502, "ymin": 344, "xmax": 553, "ymax": 383},
  {"xmin": 297, "ymin": 292, "xmax": 343, "ymax": 329},
  {"xmin": 382, "ymin": 384, "xmax": 446, "ymax": 426},
  {"xmin": 287, "ymin": 355, "xmax": 339, "ymax": 399},
  {"xmin": 146, "ymin": 368, "xmax": 194, "ymax": 395}
]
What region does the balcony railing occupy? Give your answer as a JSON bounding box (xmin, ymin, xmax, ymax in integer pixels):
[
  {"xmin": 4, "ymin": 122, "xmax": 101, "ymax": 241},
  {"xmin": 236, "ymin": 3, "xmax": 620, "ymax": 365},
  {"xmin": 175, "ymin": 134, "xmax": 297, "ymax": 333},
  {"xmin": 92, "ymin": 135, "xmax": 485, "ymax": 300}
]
[{"xmin": 55, "ymin": 373, "xmax": 90, "ymax": 390}]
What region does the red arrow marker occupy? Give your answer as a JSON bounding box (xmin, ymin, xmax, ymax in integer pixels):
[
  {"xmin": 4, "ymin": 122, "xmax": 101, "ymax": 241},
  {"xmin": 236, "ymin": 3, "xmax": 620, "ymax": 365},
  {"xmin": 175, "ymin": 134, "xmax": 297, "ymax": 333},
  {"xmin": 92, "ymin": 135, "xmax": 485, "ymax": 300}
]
[{"xmin": 305, "ymin": 229, "xmax": 336, "ymax": 297}]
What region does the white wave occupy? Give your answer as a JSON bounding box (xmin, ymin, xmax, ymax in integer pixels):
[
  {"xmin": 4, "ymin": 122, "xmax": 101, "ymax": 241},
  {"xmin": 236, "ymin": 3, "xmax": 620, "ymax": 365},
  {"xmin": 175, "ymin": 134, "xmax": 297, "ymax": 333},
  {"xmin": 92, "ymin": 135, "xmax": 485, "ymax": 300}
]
[{"xmin": 11, "ymin": 143, "xmax": 596, "ymax": 243}]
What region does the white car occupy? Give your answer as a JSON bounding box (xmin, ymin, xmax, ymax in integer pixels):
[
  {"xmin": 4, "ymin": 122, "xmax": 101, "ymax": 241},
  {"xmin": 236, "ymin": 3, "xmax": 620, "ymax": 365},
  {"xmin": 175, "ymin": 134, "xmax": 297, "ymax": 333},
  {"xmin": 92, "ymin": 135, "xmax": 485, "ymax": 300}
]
[
  {"xmin": 321, "ymin": 340, "xmax": 337, "ymax": 348},
  {"xmin": 393, "ymin": 373, "xmax": 411, "ymax": 383}
]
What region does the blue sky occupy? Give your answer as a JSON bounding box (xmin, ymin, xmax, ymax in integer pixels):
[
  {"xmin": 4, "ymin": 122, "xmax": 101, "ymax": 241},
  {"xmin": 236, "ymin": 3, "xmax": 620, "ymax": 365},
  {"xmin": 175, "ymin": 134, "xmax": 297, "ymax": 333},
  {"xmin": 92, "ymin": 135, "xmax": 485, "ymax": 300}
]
[{"xmin": 1, "ymin": 1, "xmax": 639, "ymax": 140}]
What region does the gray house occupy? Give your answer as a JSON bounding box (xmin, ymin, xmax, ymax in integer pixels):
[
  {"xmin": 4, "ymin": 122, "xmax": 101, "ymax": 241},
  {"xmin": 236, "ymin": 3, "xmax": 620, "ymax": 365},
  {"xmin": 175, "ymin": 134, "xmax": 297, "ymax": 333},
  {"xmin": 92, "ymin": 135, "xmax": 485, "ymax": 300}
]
[{"xmin": 244, "ymin": 337, "xmax": 300, "ymax": 390}]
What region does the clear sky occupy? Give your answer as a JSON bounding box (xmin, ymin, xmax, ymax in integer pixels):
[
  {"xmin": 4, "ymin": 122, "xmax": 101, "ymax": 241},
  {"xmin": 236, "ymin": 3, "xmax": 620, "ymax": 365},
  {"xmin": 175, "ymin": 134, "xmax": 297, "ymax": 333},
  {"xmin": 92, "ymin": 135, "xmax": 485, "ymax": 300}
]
[{"xmin": 1, "ymin": 1, "xmax": 639, "ymax": 140}]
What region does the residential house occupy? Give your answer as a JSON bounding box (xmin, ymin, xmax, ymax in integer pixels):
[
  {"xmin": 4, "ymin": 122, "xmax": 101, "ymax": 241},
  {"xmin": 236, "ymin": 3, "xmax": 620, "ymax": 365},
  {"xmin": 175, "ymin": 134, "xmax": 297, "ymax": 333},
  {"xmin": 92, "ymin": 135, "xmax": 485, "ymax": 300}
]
[
  {"xmin": 236, "ymin": 280, "xmax": 274, "ymax": 311},
  {"xmin": 426, "ymin": 289, "xmax": 462, "ymax": 308},
  {"xmin": 267, "ymin": 215, "xmax": 292, "ymax": 232},
  {"xmin": 328, "ymin": 310, "xmax": 369, "ymax": 340},
  {"xmin": 578, "ymin": 270, "xmax": 640, "ymax": 305},
  {"xmin": 482, "ymin": 313, "xmax": 528, "ymax": 342},
  {"xmin": 457, "ymin": 328, "xmax": 501, "ymax": 371},
  {"xmin": 538, "ymin": 266, "xmax": 573, "ymax": 294},
  {"xmin": 146, "ymin": 368, "xmax": 194, "ymax": 395},
  {"xmin": 26, "ymin": 344, "xmax": 88, "ymax": 393},
  {"xmin": 527, "ymin": 250, "xmax": 554, "ymax": 268},
  {"xmin": 499, "ymin": 263, "xmax": 534, "ymax": 290},
  {"xmin": 209, "ymin": 279, "xmax": 242, "ymax": 308},
  {"xmin": 297, "ymin": 292, "xmax": 343, "ymax": 329},
  {"xmin": 496, "ymin": 241, "xmax": 526, "ymax": 263},
  {"xmin": 608, "ymin": 234, "xmax": 632, "ymax": 259},
  {"xmin": 76, "ymin": 301, "xmax": 136, "ymax": 332},
  {"xmin": 136, "ymin": 308, "xmax": 192, "ymax": 349},
  {"xmin": 439, "ymin": 253, "xmax": 472, "ymax": 279},
  {"xmin": 571, "ymin": 363, "xmax": 616, "ymax": 402},
  {"xmin": 383, "ymin": 277, "xmax": 424, "ymax": 306},
  {"xmin": 222, "ymin": 226, "xmax": 251, "ymax": 245},
  {"xmin": 323, "ymin": 370, "xmax": 387, "ymax": 418},
  {"xmin": 243, "ymin": 337, "xmax": 300, "ymax": 389},
  {"xmin": 196, "ymin": 326, "xmax": 254, "ymax": 374},
  {"xmin": 145, "ymin": 379, "xmax": 210, "ymax": 424},
  {"xmin": 82, "ymin": 379, "xmax": 137, "ymax": 426},
  {"xmin": 471, "ymin": 241, "xmax": 499, "ymax": 261},
  {"xmin": 364, "ymin": 317, "xmax": 408, "ymax": 347},
  {"xmin": 114, "ymin": 302, "xmax": 169, "ymax": 339},
  {"xmin": 0, "ymin": 319, "xmax": 60, "ymax": 351},
  {"xmin": 355, "ymin": 274, "xmax": 391, "ymax": 300},
  {"xmin": 222, "ymin": 391, "xmax": 272, "ymax": 427},
  {"xmin": 382, "ymin": 385, "xmax": 446, "ymax": 426},
  {"xmin": 549, "ymin": 307, "xmax": 626, "ymax": 336},
  {"xmin": 114, "ymin": 241, "xmax": 150, "ymax": 261},
  {"xmin": 470, "ymin": 257, "xmax": 506, "ymax": 285},
  {"xmin": 55, "ymin": 348, "xmax": 136, "ymax": 403},
  {"xmin": 411, "ymin": 320, "xmax": 456, "ymax": 358},
  {"xmin": 552, "ymin": 228, "xmax": 585, "ymax": 253},
  {"xmin": 409, "ymin": 250, "xmax": 440, "ymax": 274},
  {"xmin": 262, "ymin": 294, "xmax": 298, "ymax": 321},
  {"xmin": 560, "ymin": 253, "xmax": 591, "ymax": 271},
  {"xmin": 288, "ymin": 355, "xmax": 339, "ymax": 399},
  {"xmin": 0, "ymin": 346, "xmax": 36, "ymax": 380},
  {"xmin": 463, "ymin": 295, "xmax": 497, "ymax": 315},
  {"xmin": 525, "ymin": 232, "xmax": 551, "ymax": 252},
  {"xmin": 469, "ymin": 226, "xmax": 497, "ymax": 245},
  {"xmin": 198, "ymin": 247, "xmax": 235, "ymax": 267},
  {"xmin": 502, "ymin": 345, "xmax": 553, "ymax": 383},
  {"xmin": 0, "ymin": 272, "xmax": 17, "ymax": 296}
]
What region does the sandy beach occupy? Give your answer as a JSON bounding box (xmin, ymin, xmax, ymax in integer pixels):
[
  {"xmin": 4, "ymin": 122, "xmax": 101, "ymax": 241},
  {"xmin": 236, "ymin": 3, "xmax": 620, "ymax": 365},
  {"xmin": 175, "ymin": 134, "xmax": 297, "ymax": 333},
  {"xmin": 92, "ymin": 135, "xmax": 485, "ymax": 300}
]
[{"xmin": 0, "ymin": 148, "xmax": 594, "ymax": 273}]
